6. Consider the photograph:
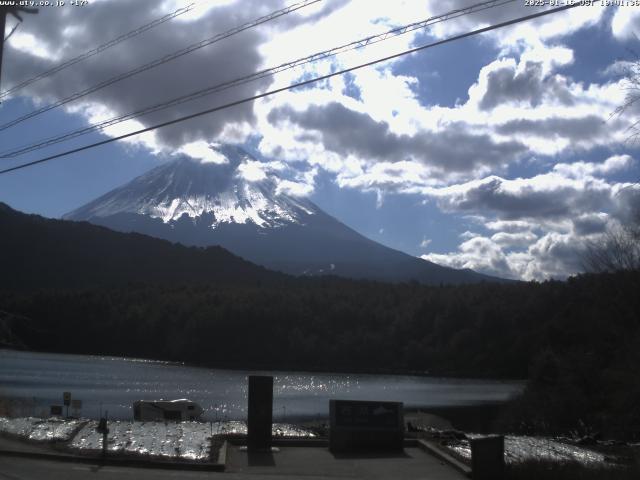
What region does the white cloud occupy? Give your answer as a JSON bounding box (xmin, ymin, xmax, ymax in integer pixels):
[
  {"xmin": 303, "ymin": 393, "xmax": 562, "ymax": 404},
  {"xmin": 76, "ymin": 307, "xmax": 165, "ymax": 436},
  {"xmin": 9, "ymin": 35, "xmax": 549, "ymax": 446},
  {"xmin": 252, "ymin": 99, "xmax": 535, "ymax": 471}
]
[
  {"xmin": 552, "ymin": 154, "xmax": 635, "ymax": 178},
  {"xmin": 238, "ymin": 160, "xmax": 268, "ymax": 181},
  {"xmin": 485, "ymin": 220, "xmax": 536, "ymax": 232},
  {"xmin": 422, "ymin": 1, "xmax": 604, "ymax": 50},
  {"xmin": 423, "ymin": 230, "xmax": 589, "ymax": 281},
  {"xmin": 423, "ymin": 235, "xmax": 517, "ymax": 279},
  {"xmin": 419, "ymin": 154, "xmax": 640, "ymax": 280},
  {"xmin": 179, "ymin": 141, "xmax": 228, "ymax": 164},
  {"xmin": 7, "ymin": 31, "xmax": 61, "ymax": 60},
  {"xmin": 258, "ymin": 36, "xmax": 633, "ymax": 203},
  {"xmin": 491, "ymin": 231, "xmax": 538, "ymax": 248},
  {"xmin": 275, "ymin": 178, "xmax": 313, "ymax": 196},
  {"xmin": 611, "ymin": 5, "xmax": 640, "ymax": 40}
]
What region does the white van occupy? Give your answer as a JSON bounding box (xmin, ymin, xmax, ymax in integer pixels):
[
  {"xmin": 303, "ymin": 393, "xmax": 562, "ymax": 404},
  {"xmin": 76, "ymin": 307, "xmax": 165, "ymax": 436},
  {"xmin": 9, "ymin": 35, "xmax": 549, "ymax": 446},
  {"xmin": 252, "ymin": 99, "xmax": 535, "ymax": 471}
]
[{"xmin": 132, "ymin": 399, "xmax": 204, "ymax": 421}]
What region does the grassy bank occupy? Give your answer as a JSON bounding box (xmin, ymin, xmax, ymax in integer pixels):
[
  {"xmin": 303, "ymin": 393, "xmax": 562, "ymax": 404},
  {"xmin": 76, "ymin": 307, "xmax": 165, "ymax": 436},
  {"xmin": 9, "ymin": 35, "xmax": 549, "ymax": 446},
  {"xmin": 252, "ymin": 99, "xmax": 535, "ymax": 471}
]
[
  {"xmin": 506, "ymin": 459, "xmax": 640, "ymax": 480},
  {"xmin": 413, "ymin": 403, "xmax": 509, "ymax": 433}
]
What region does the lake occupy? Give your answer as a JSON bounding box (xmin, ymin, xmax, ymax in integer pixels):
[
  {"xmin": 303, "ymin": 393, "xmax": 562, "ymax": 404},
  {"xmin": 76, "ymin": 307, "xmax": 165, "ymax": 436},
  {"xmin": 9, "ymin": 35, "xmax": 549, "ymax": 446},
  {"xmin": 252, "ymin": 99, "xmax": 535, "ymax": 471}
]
[{"xmin": 0, "ymin": 349, "xmax": 523, "ymax": 421}]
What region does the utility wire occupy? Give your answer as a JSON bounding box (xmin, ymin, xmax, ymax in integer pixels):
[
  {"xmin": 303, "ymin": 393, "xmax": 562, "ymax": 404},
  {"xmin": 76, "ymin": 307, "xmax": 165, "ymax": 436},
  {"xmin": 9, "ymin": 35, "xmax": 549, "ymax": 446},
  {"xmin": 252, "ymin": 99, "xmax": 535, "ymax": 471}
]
[
  {"xmin": 0, "ymin": 3, "xmax": 580, "ymax": 176},
  {"xmin": 0, "ymin": 2, "xmax": 197, "ymax": 100},
  {"xmin": 4, "ymin": 22, "xmax": 20, "ymax": 42},
  {"xmin": 0, "ymin": 0, "xmax": 516, "ymax": 159},
  {"xmin": 0, "ymin": 0, "xmax": 321, "ymax": 131}
]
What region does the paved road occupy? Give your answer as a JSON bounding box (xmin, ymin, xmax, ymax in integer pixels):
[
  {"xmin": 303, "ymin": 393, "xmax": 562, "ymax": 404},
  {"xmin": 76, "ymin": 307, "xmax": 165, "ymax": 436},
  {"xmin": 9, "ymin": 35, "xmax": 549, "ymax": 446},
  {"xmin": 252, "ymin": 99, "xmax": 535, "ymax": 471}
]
[
  {"xmin": 1, "ymin": 446, "xmax": 468, "ymax": 480},
  {"xmin": 226, "ymin": 445, "xmax": 467, "ymax": 479},
  {"xmin": 0, "ymin": 456, "xmax": 221, "ymax": 480}
]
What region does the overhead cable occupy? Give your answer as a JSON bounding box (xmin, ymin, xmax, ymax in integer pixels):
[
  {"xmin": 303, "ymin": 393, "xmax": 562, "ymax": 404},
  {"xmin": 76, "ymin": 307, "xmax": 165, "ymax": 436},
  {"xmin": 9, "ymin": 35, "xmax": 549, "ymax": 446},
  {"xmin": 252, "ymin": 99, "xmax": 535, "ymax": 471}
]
[
  {"xmin": 0, "ymin": 4, "xmax": 580, "ymax": 176},
  {"xmin": 0, "ymin": 0, "xmax": 321, "ymax": 131},
  {"xmin": 0, "ymin": 0, "xmax": 516, "ymax": 159},
  {"xmin": 0, "ymin": 2, "xmax": 197, "ymax": 100}
]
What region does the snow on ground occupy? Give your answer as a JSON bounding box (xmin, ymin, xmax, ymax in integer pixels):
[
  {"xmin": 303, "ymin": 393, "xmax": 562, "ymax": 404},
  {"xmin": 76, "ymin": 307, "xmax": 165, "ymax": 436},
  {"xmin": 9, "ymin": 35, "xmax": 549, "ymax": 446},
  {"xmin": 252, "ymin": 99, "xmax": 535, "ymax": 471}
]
[
  {"xmin": 0, "ymin": 416, "xmax": 603, "ymax": 466},
  {"xmin": 215, "ymin": 421, "xmax": 315, "ymax": 438},
  {"xmin": 70, "ymin": 420, "xmax": 213, "ymax": 460},
  {"xmin": 0, "ymin": 417, "xmax": 84, "ymax": 442},
  {"xmin": 0, "ymin": 417, "xmax": 315, "ymax": 462},
  {"xmin": 70, "ymin": 420, "xmax": 314, "ymax": 460},
  {"xmin": 446, "ymin": 435, "xmax": 605, "ymax": 465},
  {"xmin": 273, "ymin": 422, "xmax": 316, "ymax": 437}
]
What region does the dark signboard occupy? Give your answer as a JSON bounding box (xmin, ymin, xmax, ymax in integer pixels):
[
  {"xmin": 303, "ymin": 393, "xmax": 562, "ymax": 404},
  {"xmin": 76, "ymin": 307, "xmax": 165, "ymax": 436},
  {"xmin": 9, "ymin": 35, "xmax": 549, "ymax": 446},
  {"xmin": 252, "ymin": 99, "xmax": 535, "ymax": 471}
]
[
  {"xmin": 50, "ymin": 405, "xmax": 63, "ymax": 416},
  {"xmin": 247, "ymin": 375, "xmax": 273, "ymax": 451},
  {"xmin": 333, "ymin": 400, "xmax": 401, "ymax": 428},
  {"xmin": 329, "ymin": 400, "xmax": 404, "ymax": 453}
]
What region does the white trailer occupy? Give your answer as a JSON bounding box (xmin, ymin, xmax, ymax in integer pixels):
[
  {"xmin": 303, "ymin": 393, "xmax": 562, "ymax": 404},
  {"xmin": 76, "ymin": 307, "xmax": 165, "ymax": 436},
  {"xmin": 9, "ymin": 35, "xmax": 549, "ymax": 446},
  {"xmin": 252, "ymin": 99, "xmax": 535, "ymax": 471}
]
[{"xmin": 133, "ymin": 399, "xmax": 204, "ymax": 422}]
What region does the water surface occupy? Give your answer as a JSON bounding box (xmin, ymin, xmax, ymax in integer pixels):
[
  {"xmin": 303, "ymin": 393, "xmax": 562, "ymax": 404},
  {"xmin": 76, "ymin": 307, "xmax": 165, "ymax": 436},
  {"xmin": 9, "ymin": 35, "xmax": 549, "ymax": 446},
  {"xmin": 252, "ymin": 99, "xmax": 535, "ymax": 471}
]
[{"xmin": 0, "ymin": 349, "xmax": 523, "ymax": 420}]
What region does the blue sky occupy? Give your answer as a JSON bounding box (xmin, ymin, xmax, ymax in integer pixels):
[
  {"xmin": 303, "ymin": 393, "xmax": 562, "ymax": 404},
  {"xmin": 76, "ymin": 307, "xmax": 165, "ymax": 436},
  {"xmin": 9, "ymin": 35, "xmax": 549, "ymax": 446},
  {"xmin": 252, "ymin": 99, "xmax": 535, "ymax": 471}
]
[{"xmin": 1, "ymin": 0, "xmax": 640, "ymax": 280}]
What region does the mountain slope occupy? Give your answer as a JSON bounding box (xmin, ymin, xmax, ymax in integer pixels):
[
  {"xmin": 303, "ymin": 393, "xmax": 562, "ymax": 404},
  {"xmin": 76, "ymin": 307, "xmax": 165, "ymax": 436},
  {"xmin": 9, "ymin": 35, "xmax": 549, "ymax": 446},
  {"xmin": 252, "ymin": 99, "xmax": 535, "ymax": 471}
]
[
  {"xmin": 0, "ymin": 202, "xmax": 284, "ymax": 290},
  {"xmin": 65, "ymin": 144, "xmax": 503, "ymax": 285}
]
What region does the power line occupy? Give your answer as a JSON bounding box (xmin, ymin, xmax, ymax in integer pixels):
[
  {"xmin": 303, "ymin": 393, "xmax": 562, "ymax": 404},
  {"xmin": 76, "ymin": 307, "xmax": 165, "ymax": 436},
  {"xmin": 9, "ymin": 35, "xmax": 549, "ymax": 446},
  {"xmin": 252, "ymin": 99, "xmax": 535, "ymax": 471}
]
[
  {"xmin": 0, "ymin": 3, "xmax": 579, "ymax": 176},
  {"xmin": 0, "ymin": 0, "xmax": 516, "ymax": 159},
  {"xmin": 0, "ymin": 2, "xmax": 197, "ymax": 101},
  {"xmin": 4, "ymin": 21, "xmax": 20, "ymax": 43},
  {"xmin": 0, "ymin": 0, "xmax": 321, "ymax": 131}
]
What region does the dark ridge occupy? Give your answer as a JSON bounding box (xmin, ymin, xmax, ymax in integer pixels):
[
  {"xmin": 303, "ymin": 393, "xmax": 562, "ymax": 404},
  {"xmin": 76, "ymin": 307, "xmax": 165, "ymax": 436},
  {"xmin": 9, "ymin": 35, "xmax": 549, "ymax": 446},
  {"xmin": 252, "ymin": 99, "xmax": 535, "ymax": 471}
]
[{"xmin": 0, "ymin": 201, "xmax": 286, "ymax": 290}]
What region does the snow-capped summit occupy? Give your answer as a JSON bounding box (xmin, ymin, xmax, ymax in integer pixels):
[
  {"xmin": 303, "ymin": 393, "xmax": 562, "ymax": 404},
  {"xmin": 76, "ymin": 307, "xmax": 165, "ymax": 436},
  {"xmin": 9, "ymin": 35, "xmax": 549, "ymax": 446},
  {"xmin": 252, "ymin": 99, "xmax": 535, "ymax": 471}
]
[
  {"xmin": 65, "ymin": 144, "xmax": 317, "ymax": 229},
  {"xmin": 65, "ymin": 144, "xmax": 503, "ymax": 285}
]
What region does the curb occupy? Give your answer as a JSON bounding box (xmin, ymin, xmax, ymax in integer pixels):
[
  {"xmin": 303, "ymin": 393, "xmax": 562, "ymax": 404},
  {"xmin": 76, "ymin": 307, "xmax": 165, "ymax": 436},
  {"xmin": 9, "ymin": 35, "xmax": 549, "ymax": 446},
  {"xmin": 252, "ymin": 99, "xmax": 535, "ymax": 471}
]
[
  {"xmin": 416, "ymin": 439, "xmax": 472, "ymax": 478},
  {"xmin": 0, "ymin": 448, "xmax": 225, "ymax": 471},
  {"xmin": 225, "ymin": 437, "xmax": 329, "ymax": 448},
  {"xmin": 217, "ymin": 440, "xmax": 228, "ymax": 466}
]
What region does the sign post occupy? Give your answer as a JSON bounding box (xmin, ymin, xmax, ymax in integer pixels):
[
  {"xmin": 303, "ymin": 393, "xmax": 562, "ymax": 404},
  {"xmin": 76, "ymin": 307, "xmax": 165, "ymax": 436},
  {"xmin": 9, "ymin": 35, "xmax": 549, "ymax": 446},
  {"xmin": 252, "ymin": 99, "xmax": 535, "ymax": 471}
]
[
  {"xmin": 97, "ymin": 411, "xmax": 109, "ymax": 457},
  {"xmin": 329, "ymin": 399, "xmax": 404, "ymax": 453},
  {"xmin": 63, "ymin": 392, "xmax": 71, "ymax": 418}
]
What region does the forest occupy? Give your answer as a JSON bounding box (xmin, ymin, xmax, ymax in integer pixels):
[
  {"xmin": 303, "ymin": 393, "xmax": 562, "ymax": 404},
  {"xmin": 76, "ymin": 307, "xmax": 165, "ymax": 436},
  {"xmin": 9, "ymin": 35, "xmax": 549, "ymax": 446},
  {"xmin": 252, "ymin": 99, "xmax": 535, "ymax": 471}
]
[{"xmin": 1, "ymin": 269, "xmax": 639, "ymax": 440}]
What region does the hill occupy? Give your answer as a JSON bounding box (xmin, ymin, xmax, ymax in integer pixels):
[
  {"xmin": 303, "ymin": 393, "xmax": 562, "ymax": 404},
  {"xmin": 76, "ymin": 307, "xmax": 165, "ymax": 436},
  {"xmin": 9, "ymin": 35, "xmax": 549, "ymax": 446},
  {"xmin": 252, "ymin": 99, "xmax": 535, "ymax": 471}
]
[{"xmin": 0, "ymin": 202, "xmax": 284, "ymax": 290}]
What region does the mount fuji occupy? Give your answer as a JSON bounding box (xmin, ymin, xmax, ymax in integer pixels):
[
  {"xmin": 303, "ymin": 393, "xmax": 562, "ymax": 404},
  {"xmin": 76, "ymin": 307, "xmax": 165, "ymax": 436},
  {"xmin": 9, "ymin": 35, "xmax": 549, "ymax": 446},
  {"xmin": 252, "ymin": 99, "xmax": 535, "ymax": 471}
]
[{"xmin": 64, "ymin": 144, "xmax": 500, "ymax": 284}]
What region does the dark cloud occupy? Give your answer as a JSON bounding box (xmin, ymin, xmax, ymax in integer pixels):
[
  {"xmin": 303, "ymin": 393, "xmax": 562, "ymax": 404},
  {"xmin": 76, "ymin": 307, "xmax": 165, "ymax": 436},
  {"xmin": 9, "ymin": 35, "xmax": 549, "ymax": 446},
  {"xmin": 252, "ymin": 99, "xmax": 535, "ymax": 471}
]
[
  {"xmin": 496, "ymin": 115, "xmax": 606, "ymax": 141},
  {"xmin": 2, "ymin": 0, "xmax": 343, "ymax": 148},
  {"xmin": 612, "ymin": 187, "xmax": 640, "ymax": 223},
  {"xmin": 436, "ymin": 176, "xmax": 611, "ymax": 220},
  {"xmin": 479, "ymin": 61, "xmax": 574, "ymax": 111},
  {"xmin": 572, "ymin": 215, "xmax": 608, "ymax": 235},
  {"xmin": 268, "ymin": 102, "xmax": 526, "ymax": 172},
  {"xmin": 278, "ymin": 0, "xmax": 350, "ymax": 28}
]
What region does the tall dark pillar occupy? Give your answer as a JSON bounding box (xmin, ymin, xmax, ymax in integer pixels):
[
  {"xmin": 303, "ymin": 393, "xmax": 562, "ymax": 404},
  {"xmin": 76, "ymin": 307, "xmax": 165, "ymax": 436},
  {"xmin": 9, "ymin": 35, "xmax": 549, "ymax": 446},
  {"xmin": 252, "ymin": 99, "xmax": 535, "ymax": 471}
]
[{"xmin": 247, "ymin": 375, "xmax": 273, "ymax": 451}]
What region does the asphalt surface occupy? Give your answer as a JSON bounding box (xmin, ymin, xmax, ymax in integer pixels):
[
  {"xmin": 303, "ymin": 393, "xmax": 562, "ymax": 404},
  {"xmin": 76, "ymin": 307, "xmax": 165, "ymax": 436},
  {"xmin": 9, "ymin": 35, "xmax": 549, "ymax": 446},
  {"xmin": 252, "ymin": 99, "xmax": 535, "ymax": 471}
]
[
  {"xmin": 0, "ymin": 432, "xmax": 468, "ymax": 479},
  {"xmin": 0, "ymin": 456, "xmax": 221, "ymax": 480},
  {"xmin": 0, "ymin": 446, "xmax": 468, "ymax": 480},
  {"xmin": 226, "ymin": 444, "xmax": 468, "ymax": 479}
]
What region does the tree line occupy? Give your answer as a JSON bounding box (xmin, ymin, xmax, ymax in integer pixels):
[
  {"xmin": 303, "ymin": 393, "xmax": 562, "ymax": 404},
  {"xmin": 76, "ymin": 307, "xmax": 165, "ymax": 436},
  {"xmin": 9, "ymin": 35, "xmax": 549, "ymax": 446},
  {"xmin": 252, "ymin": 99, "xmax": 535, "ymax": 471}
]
[{"xmin": 1, "ymin": 270, "xmax": 639, "ymax": 439}]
